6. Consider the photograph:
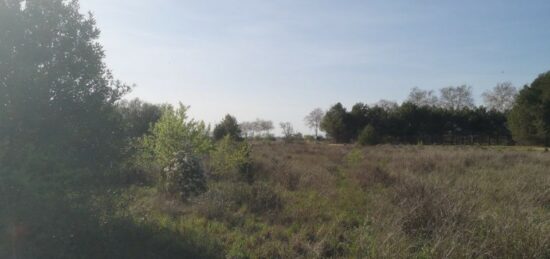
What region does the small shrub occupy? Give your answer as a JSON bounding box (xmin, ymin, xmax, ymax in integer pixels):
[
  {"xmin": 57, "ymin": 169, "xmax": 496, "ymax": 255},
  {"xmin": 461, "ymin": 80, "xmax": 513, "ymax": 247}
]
[
  {"xmin": 344, "ymin": 148, "xmax": 364, "ymax": 168},
  {"xmin": 160, "ymin": 151, "xmax": 207, "ymax": 201},
  {"xmin": 139, "ymin": 104, "xmax": 213, "ymax": 168},
  {"xmin": 358, "ymin": 125, "xmax": 380, "ymax": 146},
  {"xmin": 209, "ymin": 136, "xmax": 253, "ymax": 182}
]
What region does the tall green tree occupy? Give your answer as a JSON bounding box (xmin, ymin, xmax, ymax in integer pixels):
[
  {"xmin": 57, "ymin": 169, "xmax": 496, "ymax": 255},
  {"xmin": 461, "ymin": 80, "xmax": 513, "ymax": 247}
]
[
  {"xmin": 0, "ymin": 0, "xmax": 129, "ymax": 170},
  {"xmin": 0, "ymin": 1, "xmax": 131, "ymax": 257},
  {"xmin": 321, "ymin": 103, "xmax": 353, "ymax": 143},
  {"xmin": 213, "ymin": 114, "xmax": 242, "ymax": 141},
  {"xmin": 117, "ymin": 98, "xmax": 164, "ymax": 139},
  {"xmin": 508, "ymin": 72, "xmax": 550, "ymax": 146}
]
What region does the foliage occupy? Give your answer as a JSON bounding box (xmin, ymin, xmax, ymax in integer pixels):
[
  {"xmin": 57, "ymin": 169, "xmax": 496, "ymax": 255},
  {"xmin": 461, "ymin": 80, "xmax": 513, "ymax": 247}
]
[
  {"xmin": 439, "ymin": 85, "xmax": 475, "ymax": 110},
  {"xmin": 0, "ymin": 1, "xmax": 210, "ymax": 258},
  {"xmin": 321, "ymin": 101, "xmax": 510, "ymax": 144},
  {"xmin": 209, "ymin": 136, "xmax": 253, "ymax": 181},
  {"xmin": 117, "ymin": 98, "xmax": 164, "ymax": 139},
  {"xmin": 0, "ymin": 0, "xmax": 129, "ymax": 171},
  {"xmin": 160, "ymin": 150, "xmax": 207, "ymax": 200},
  {"xmin": 321, "ymin": 103, "xmax": 353, "ymax": 143},
  {"xmin": 483, "ymin": 82, "xmax": 518, "ymax": 112},
  {"xmin": 407, "ymin": 87, "xmax": 439, "ymax": 107},
  {"xmin": 240, "ymin": 119, "xmax": 274, "ymax": 139},
  {"xmin": 358, "ymin": 125, "xmax": 380, "ymax": 146},
  {"xmin": 139, "ymin": 104, "xmax": 213, "ymax": 168},
  {"xmin": 508, "ymin": 71, "xmax": 550, "ymax": 146},
  {"xmin": 213, "ymin": 114, "xmax": 242, "ymax": 141},
  {"xmin": 304, "ymin": 108, "xmax": 324, "ymax": 139},
  {"xmin": 2, "ymin": 0, "xmax": 549, "ymax": 258},
  {"xmin": 279, "ymin": 121, "xmax": 295, "ymax": 141}
]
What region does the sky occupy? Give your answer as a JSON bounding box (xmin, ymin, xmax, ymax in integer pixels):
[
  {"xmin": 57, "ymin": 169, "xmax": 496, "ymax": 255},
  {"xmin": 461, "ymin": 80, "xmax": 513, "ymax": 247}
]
[{"xmin": 80, "ymin": 0, "xmax": 550, "ymax": 135}]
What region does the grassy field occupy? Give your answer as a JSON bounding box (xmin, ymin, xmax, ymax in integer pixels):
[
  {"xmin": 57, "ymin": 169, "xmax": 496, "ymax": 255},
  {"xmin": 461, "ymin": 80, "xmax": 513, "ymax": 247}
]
[{"xmin": 123, "ymin": 143, "xmax": 550, "ymax": 258}]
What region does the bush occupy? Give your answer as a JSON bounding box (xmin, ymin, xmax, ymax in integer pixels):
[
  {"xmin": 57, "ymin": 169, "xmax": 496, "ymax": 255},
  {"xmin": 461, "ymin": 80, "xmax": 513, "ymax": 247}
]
[
  {"xmin": 139, "ymin": 104, "xmax": 213, "ymax": 169},
  {"xmin": 358, "ymin": 125, "xmax": 380, "ymax": 146},
  {"xmin": 160, "ymin": 151, "xmax": 207, "ymax": 200},
  {"xmin": 209, "ymin": 136, "xmax": 253, "ymax": 182}
]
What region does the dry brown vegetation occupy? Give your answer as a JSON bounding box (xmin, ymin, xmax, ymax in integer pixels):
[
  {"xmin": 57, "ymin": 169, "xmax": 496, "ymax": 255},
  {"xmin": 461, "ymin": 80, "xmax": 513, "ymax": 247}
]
[{"xmin": 126, "ymin": 143, "xmax": 550, "ymax": 258}]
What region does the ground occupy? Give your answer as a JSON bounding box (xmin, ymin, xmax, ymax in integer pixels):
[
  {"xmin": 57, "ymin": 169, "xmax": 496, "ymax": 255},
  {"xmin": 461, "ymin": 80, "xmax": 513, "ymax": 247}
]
[{"xmin": 123, "ymin": 143, "xmax": 550, "ymax": 258}]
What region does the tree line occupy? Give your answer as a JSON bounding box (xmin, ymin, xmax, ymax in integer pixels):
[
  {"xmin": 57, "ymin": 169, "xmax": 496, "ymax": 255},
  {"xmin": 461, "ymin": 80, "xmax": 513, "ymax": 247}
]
[
  {"xmin": 318, "ymin": 85, "xmax": 512, "ymax": 145},
  {"xmin": 207, "ymin": 80, "xmax": 549, "ymax": 147},
  {"xmin": 118, "ymin": 79, "xmax": 550, "ymax": 147},
  {"xmin": 318, "ymin": 80, "xmax": 550, "ymax": 147}
]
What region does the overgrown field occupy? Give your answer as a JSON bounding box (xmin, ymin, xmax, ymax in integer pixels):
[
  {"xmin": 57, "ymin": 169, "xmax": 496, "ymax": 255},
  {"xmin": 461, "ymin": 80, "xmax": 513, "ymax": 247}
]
[{"xmin": 122, "ymin": 143, "xmax": 550, "ymax": 258}]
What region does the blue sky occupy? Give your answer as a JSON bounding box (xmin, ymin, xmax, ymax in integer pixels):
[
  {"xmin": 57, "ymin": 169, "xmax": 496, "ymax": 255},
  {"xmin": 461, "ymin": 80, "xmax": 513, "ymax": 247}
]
[{"xmin": 80, "ymin": 0, "xmax": 550, "ymax": 134}]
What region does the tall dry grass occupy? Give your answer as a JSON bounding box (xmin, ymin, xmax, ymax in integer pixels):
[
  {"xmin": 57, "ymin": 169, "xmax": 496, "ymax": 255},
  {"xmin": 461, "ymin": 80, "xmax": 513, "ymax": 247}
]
[{"xmin": 125, "ymin": 143, "xmax": 550, "ymax": 258}]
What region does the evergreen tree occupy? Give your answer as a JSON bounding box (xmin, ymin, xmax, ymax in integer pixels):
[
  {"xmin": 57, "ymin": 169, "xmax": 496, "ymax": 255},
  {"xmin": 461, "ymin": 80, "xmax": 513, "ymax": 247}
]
[
  {"xmin": 213, "ymin": 114, "xmax": 242, "ymax": 141},
  {"xmin": 508, "ymin": 72, "xmax": 550, "ymax": 146}
]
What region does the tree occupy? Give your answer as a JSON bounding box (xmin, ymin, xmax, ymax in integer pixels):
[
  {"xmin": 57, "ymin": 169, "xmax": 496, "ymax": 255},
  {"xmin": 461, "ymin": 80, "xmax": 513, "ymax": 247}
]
[
  {"xmin": 304, "ymin": 108, "xmax": 324, "ymax": 139},
  {"xmin": 0, "ymin": 1, "xmax": 131, "ymax": 257},
  {"xmin": 375, "ymin": 100, "xmax": 399, "ymax": 111},
  {"xmin": 407, "ymin": 87, "xmax": 439, "ymax": 107},
  {"xmin": 213, "ymin": 114, "xmax": 242, "ymax": 141},
  {"xmin": 439, "ymin": 85, "xmax": 475, "ymax": 110},
  {"xmin": 508, "ymin": 72, "xmax": 550, "ymax": 147},
  {"xmin": 0, "ymin": 0, "xmax": 129, "ymax": 169},
  {"xmin": 482, "ymin": 82, "xmax": 518, "ymax": 112},
  {"xmin": 259, "ymin": 119, "xmax": 274, "ymax": 136},
  {"xmin": 117, "ymin": 98, "xmax": 164, "ymax": 139},
  {"xmin": 321, "ymin": 103, "xmax": 352, "ymax": 143},
  {"xmin": 280, "ymin": 122, "xmax": 295, "ymax": 140},
  {"xmin": 239, "ymin": 121, "xmax": 254, "ymax": 138}
]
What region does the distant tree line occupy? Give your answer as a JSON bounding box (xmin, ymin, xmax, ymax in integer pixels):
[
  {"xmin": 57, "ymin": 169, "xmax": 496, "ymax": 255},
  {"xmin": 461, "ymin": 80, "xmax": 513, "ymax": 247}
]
[
  {"xmin": 118, "ymin": 75, "xmax": 550, "ymax": 148},
  {"xmin": 320, "ymin": 78, "xmax": 550, "ymax": 147},
  {"xmin": 319, "ymin": 85, "xmax": 509, "ymax": 145},
  {"xmin": 321, "ymin": 101, "xmax": 511, "ymax": 145}
]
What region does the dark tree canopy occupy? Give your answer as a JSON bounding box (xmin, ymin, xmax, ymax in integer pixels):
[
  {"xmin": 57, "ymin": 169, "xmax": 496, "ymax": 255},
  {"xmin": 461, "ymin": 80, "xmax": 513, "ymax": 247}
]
[
  {"xmin": 321, "ymin": 103, "xmax": 353, "ymax": 143},
  {"xmin": 0, "ymin": 1, "xmax": 136, "ymax": 257},
  {"xmin": 508, "ymin": 71, "xmax": 550, "ymax": 146},
  {"xmin": 321, "ymin": 101, "xmax": 511, "ymax": 145},
  {"xmin": 358, "ymin": 125, "xmax": 380, "ymax": 146},
  {"xmin": 0, "ymin": 0, "xmax": 129, "ymax": 171},
  {"xmin": 213, "ymin": 114, "xmax": 242, "ymax": 141},
  {"xmin": 117, "ymin": 98, "xmax": 164, "ymax": 139}
]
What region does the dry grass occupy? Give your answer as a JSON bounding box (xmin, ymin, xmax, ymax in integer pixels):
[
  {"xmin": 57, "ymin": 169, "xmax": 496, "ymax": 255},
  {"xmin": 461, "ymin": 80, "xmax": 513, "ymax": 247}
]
[{"xmin": 126, "ymin": 143, "xmax": 550, "ymax": 258}]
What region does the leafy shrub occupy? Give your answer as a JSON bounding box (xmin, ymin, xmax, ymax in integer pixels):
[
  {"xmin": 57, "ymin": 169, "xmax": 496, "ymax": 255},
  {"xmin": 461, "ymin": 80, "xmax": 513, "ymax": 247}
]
[
  {"xmin": 358, "ymin": 125, "xmax": 380, "ymax": 146},
  {"xmin": 209, "ymin": 136, "xmax": 253, "ymax": 182},
  {"xmin": 139, "ymin": 104, "xmax": 213, "ymax": 169},
  {"xmin": 160, "ymin": 151, "xmax": 207, "ymax": 201}
]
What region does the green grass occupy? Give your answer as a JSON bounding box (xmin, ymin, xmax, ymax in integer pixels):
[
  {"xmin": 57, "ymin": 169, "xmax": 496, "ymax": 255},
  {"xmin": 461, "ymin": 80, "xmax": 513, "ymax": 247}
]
[{"xmin": 120, "ymin": 143, "xmax": 550, "ymax": 258}]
